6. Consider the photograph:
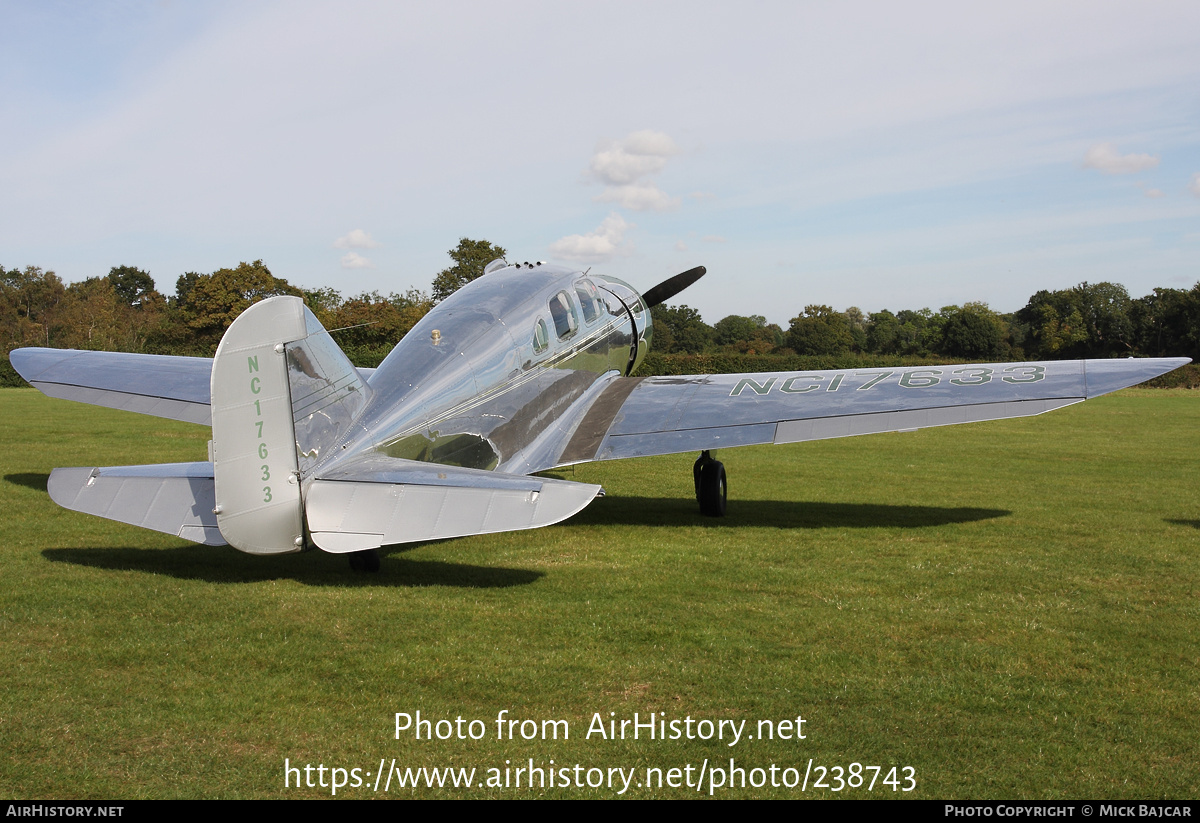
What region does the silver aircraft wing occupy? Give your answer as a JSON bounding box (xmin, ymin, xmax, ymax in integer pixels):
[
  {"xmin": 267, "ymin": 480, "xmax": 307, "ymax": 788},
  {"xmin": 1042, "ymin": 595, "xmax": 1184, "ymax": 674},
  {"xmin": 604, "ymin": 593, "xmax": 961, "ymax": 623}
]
[
  {"xmin": 10, "ymin": 348, "xmax": 214, "ymax": 425},
  {"xmin": 10, "ymin": 348, "xmax": 380, "ymax": 426},
  {"xmin": 557, "ymin": 357, "xmax": 1191, "ymax": 465}
]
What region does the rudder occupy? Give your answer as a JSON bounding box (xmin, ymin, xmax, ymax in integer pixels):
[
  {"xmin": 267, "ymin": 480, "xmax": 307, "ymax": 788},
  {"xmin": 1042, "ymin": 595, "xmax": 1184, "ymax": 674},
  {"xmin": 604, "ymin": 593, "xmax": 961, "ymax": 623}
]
[
  {"xmin": 210, "ymin": 297, "xmax": 307, "ymax": 554},
  {"xmin": 210, "ymin": 295, "xmax": 374, "ymax": 554}
]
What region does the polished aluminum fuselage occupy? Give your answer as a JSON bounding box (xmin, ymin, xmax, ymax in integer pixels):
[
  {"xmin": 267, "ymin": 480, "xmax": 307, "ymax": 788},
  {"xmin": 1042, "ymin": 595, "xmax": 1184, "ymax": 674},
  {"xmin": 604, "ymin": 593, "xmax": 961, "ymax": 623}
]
[{"xmin": 308, "ymin": 264, "xmax": 651, "ymax": 480}]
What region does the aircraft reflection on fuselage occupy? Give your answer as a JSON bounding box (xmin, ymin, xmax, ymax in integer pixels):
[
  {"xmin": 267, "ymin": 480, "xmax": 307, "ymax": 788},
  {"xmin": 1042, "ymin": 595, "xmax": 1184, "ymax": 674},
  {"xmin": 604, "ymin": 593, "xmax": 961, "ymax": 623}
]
[{"xmin": 338, "ymin": 264, "xmax": 651, "ymax": 477}]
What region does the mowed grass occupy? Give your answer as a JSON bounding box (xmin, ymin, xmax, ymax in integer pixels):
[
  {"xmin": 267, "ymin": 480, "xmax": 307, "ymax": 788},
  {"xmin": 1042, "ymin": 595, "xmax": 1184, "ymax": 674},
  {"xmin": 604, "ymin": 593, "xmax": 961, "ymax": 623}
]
[{"xmin": 0, "ymin": 387, "xmax": 1197, "ymax": 799}]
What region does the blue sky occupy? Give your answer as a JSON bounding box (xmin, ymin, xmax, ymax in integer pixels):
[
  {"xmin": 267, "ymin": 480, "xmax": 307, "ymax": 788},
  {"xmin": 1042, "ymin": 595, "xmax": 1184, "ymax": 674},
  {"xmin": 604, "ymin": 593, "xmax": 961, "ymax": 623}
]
[{"xmin": 2, "ymin": 0, "xmax": 1198, "ymax": 326}]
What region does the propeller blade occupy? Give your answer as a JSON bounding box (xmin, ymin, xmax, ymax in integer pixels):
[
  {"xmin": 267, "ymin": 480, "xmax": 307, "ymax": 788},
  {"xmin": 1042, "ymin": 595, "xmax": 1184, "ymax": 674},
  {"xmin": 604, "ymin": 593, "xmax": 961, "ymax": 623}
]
[{"xmin": 642, "ymin": 266, "xmax": 707, "ymax": 308}]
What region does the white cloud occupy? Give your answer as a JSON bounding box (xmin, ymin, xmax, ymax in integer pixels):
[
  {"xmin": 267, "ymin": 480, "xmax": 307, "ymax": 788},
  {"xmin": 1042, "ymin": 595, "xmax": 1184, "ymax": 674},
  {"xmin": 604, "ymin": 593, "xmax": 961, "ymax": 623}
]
[
  {"xmin": 702, "ymin": 235, "xmax": 727, "ymax": 243},
  {"xmin": 621, "ymin": 130, "xmax": 680, "ymax": 157},
  {"xmin": 340, "ymin": 252, "xmax": 374, "ymax": 268},
  {"xmin": 1083, "ymin": 143, "xmax": 1160, "ymax": 175},
  {"xmin": 586, "ymin": 130, "xmax": 680, "ymax": 212},
  {"xmin": 589, "ymin": 148, "xmax": 668, "ymax": 186},
  {"xmin": 1190, "ymin": 173, "xmax": 1200, "ymax": 197},
  {"xmin": 594, "ymin": 183, "xmax": 680, "ymax": 212},
  {"xmin": 589, "ymin": 130, "xmax": 679, "ymax": 186},
  {"xmin": 675, "ymin": 240, "xmax": 688, "ymax": 252},
  {"xmin": 548, "ymin": 214, "xmax": 633, "ymax": 263},
  {"xmin": 689, "ymin": 191, "xmax": 717, "ymax": 201},
  {"xmin": 1143, "ymin": 187, "xmax": 1164, "ymax": 198},
  {"xmin": 334, "ymin": 229, "xmax": 381, "ymax": 249}
]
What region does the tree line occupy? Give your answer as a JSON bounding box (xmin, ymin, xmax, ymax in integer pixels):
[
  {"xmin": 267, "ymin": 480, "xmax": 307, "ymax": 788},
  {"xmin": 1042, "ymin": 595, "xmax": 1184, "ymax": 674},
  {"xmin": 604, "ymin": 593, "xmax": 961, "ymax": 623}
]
[
  {"xmin": 652, "ymin": 282, "xmax": 1200, "ymax": 363},
  {"xmin": 4, "ymin": 238, "xmax": 1198, "ymax": 389}
]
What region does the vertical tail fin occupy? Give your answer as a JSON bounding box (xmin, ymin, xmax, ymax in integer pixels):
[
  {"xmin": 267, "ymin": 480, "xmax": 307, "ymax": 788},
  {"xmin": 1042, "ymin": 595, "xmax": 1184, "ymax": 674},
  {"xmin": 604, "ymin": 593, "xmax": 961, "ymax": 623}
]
[{"xmin": 210, "ymin": 296, "xmax": 371, "ymax": 554}]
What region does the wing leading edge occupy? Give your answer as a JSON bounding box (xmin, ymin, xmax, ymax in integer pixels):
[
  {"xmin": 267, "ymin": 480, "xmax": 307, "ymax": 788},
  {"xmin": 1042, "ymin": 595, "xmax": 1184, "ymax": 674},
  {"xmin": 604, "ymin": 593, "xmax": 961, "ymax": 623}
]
[{"xmin": 558, "ymin": 357, "xmax": 1190, "ymax": 465}]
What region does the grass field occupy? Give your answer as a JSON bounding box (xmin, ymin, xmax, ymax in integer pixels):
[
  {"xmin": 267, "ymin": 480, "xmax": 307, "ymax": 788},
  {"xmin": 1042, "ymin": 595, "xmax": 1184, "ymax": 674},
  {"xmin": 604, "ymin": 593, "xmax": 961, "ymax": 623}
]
[{"xmin": 1, "ymin": 387, "xmax": 1197, "ymax": 799}]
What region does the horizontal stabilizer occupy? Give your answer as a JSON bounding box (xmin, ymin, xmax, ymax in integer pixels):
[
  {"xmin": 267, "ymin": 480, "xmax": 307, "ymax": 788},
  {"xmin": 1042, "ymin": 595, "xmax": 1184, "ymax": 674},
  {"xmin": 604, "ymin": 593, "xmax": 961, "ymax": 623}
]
[
  {"xmin": 48, "ymin": 462, "xmax": 224, "ymax": 545},
  {"xmin": 11, "ymin": 348, "xmax": 213, "ymax": 425},
  {"xmin": 306, "ymin": 457, "xmax": 601, "ymax": 552}
]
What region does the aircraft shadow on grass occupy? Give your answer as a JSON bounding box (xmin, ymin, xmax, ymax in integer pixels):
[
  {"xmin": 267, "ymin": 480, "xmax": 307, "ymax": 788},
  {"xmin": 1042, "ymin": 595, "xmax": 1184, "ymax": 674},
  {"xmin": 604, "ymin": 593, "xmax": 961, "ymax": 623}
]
[
  {"xmin": 38, "ymin": 496, "xmax": 1008, "ymax": 587},
  {"xmin": 1164, "ymin": 519, "xmax": 1200, "ymax": 529},
  {"xmin": 12, "ymin": 469, "xmax": 1007, "ymax": 530},
  {"xmin": 5, "ymin": 473, "xmax": 49, "ymax": 492},
  {"xmin": 40, "ymin": 545, "xmax": 542, "ymax": 589},
  {"xmin": 576, "ymin": 496, "xmax": 1011, "ymax": 530}
]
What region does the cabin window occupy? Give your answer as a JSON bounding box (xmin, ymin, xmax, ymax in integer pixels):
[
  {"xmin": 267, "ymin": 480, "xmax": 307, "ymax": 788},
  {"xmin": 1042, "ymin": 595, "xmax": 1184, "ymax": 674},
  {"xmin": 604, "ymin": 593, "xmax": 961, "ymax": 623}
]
[
  {"xmin": 549, "ymin": 291, "xmax": 578, "ymax": 339},
  {"xmin": 533, "ymin": 318, "xmax": 549, "ymax": 353},
  {"xmin": 575, "ymin": 279, "xmax": 599, "ymax": 324}
]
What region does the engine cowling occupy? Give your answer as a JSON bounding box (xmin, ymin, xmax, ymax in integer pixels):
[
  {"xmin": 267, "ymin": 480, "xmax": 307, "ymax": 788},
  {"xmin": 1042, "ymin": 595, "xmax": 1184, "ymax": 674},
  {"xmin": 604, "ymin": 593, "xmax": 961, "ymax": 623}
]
[{"xmin": 593, "ymin": 276, "xmax": 653, "ymax": 375}]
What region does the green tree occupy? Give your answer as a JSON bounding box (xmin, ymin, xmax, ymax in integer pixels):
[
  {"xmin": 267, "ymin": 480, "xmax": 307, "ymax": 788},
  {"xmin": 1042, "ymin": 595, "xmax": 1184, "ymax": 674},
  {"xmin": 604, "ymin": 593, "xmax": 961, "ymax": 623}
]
[
  {"xmin": 106, "ymin": 265, "xmax": 156, "ymax": 308},
  {"xmin": 1018, "ymin": 282, "xmax": 1133, "ymax": 359},
  {"xmin": 897, "ymin": 308, "xmax": 934, "ymax": 355},
  {"xmin": 650, "ymin": 304, "xmax": 713, "ymax": 353},
  {"xmin": 1018, "ymin": 293, "xmax": 1086, "ymax": 358},
  {"xmin": 866, "ymin": 308, "xmax": 935, "ymax": 355},
  {"xmin": 1, "ymin": 265, "xmax": 67, "ymax": 349},
  {"xmin": 843, "ymin": 306, "xmax": 868, "ymax": 352},
  {"xmin": 1074, "ymin": 281, "xmax": 1134, "ymax": 357},
  {"xmin": 712, "ymin": 314, "xmax": 782, "ymax": 354},
  {"xmin": 325, "ymin": 290, "xmax": 433, "ymax": 349},
  {"xmin": 786, "ymin": 305, "xmax": 855, "ymax": 355},
  {"xmin": 935, "ymin": 302, "xmax": 1005, "ymax": 360},
  {"xmin": 57, "ymin": 277, "xmax": 124, "ymax": 350},
  {"xmin": 713, "ymin": 314, "xmax": 762, "ymax": 347},
  {"xmin": 431, "ymin": 238, "xmax": 507, "ymax": 303},
  {"xmin": 1132, "ymin": 284, "xmax": 1200, "ymax": 359},
  {"xmin": 172, "ymin": 272, "xmax": 205, "ymax": 308},
  {"xmin": 866, "ymin": 309, "xmax": 901, "ymax": 354},
  {"xmin": 175, "ymin": 260, "xmax": 302, "ymax": 350},
  {"xmin": 303, "ymin": 286, "xmax": 344, "ymax": 329}
]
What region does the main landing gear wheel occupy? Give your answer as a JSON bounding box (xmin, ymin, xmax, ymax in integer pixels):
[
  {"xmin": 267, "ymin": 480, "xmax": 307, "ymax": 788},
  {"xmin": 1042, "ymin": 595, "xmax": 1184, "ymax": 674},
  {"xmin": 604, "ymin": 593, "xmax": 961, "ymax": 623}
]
[
  {"xmin": 693, "ymin": 450, "xmax": 727, "ymax": 517},
  {"xmin": 348, "ymin": 549, "xmax": 380, "ymax": 572}
]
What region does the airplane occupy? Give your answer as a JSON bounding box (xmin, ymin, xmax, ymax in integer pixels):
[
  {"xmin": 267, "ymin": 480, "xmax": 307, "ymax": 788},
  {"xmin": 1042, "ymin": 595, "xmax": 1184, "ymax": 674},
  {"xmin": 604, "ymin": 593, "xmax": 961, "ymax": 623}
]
[{"xmin": 10, "ymin": 261, "xmax": 1191, "ymax": 571}]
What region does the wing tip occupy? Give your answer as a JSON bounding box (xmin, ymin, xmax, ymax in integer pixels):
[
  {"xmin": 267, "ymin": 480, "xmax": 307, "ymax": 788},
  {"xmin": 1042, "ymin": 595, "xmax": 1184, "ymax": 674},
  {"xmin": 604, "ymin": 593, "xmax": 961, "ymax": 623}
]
[{"xmin": 1084, "ymin": 356, "xmax": 1193, "ymax": 398}]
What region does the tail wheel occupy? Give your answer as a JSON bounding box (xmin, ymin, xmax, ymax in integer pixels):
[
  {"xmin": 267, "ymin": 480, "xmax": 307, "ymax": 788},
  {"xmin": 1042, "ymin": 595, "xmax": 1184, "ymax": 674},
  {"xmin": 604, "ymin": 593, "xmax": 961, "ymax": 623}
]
[{"xmin": 695, "ymin": 453, "xmax": 727, "ymax": 517}]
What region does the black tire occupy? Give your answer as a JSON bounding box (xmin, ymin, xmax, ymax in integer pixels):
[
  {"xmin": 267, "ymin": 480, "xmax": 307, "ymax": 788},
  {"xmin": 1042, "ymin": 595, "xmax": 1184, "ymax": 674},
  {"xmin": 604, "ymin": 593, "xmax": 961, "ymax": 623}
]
[
  {"xmin": 348, "ymin": 549, "xmax": 380, "ymax": 572},
  {"xmin": 693, "ymin": 450, "xmax": 711, "ymax": 500},
  {"xmin": 698, "ymin": 459, "xmax": 727, "ymax": 517}
]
